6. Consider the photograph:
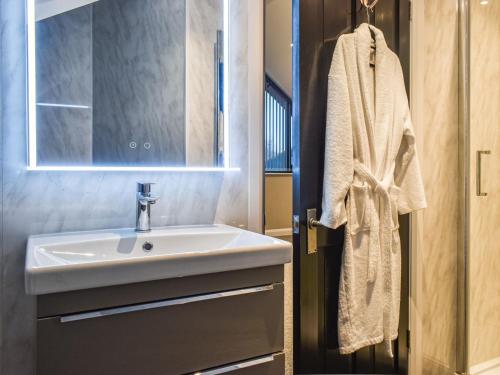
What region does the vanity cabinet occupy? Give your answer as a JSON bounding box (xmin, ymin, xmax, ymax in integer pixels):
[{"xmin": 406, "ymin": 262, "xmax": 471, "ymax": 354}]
[{"xmin": 36, "ymin": 266, "xmax": 285, "ymax": 375}]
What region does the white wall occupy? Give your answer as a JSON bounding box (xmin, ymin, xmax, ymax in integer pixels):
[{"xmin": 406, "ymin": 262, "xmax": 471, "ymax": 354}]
[
  {"xmin": 265, "ymin": 0, "xmax": 292, "ymax": 96},
  {"xmin": 35, "ymin": 0, "xmax": 100, "ymax": 21},
  {"xmin": 265, "ymin": 174, "xmax": 292, "ymax": 231}
]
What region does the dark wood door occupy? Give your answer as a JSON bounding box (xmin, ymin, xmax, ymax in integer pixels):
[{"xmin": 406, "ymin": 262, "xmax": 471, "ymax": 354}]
[{"xmin": 292, "ymin": 1, "xmax": 411, "ymax": 373}]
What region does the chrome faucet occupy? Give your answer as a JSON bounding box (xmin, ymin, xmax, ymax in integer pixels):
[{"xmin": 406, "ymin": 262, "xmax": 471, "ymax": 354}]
[{"xmin": 136, "ymin": 182, "xmax": 159, "ymax": 232}]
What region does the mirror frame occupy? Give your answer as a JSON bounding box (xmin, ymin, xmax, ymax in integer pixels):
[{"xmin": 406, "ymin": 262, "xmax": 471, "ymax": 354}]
[{"xmin": 26, "ymin": 0, "xmax": 236, "ymax": 172}]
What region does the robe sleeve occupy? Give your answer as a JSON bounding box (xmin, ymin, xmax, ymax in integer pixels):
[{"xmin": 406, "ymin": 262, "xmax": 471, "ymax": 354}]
[
  {"xmin": 320, "ymin": 37, "xmax": 353, "ymax": 229},
  {"xmin": 394, "ymin": 61, "xmax": 427, "ymax": 214}
]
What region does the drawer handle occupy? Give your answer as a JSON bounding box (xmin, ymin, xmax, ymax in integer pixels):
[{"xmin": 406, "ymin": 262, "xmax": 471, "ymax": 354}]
[
  {"xmin": 194, "ymin": 355, "xmax": 275, "ymax": 375},
  {"xmin": 60, "ymin": 284, "xmax": 275, "ymax": 323}
]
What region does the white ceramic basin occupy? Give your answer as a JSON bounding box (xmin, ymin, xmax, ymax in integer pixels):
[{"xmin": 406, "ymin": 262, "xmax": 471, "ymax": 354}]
[{"xmin": 25, "ymin": 225, "xmax": 292, "ymax": 295}]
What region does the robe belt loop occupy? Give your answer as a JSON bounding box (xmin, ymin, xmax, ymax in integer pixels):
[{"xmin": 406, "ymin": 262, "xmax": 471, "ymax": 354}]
[{"xmin": 353, "ymin": 160, "xmax": 393, "ymax": 283}]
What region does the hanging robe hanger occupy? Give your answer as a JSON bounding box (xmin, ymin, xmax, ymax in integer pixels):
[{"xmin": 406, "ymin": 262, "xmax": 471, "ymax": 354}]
[
  {"xmin": 360, "ymin": 0, "xmax": 380, "ymax": 16},
  {"xmin": 324, "ymin": 1, "xmax": 378, "ymax": 45},
  {"xmin": 360, "ymin": 0, "xmax": 378, "ymax": 67}
]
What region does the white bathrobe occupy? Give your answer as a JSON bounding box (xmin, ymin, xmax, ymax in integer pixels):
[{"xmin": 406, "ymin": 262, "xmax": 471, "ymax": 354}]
[{"xmin": 319, "ymin": 23, "xmax": 426, "ymax": 355}]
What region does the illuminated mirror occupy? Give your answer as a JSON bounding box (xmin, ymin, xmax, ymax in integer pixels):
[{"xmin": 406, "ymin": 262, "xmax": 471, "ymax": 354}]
[{"xmin": 27, "ymin": 0, "xmax": 230, "ymax": 171}]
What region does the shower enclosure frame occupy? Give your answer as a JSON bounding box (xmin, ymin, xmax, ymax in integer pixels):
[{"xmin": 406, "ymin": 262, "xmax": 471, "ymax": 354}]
[
  {"xmin": 412, "ymin": 1, "xmax": 489, "ymax": 372},
  {"xmin": 458, "ymin": 0, "xmax": 499, "ymax": 373},
  {"xmin": 457, "ymin": 0, "xmax": 471, "ymax": 373},
  {"xmin": 407, "ymin": 1, "xmax": 470, "ymax": 373}
]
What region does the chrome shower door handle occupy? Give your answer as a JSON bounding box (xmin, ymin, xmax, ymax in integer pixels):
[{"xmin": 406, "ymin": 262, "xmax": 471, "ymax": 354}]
[{"xmin": 476, "ymin": 150, "xmax": 491, "ymax": 196}]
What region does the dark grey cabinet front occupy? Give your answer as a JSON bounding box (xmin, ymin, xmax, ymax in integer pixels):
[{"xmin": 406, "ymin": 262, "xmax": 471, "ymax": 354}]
[{"xmin": 37, "ymin": 283, "xmax": 284, "ymax": 375}]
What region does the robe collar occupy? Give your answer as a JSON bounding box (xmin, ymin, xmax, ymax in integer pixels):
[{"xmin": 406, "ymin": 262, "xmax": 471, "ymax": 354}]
[{"xmin": 355, "ymin": 23, "xmax": 393, "ymax": 174}]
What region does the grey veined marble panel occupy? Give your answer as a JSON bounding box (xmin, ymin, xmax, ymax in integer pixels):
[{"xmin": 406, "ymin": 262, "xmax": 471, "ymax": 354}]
[
  {"xmin": 36, "ymin": 106, "xmax": 92, "ymax": 165},
  {"xmin": 92, "ymin": 0, "xmax": 186, "ymax": 166},
  {"xmin": 35, "ymin": 5, "xmax": 92, "ymax": 106},
  {"xmin": 35, "ymin": 5, "xmax": 93, "ymax": 165},
  {"xmin": 185, "ymin": 0, "xmax": 223, "ymax": 166}
]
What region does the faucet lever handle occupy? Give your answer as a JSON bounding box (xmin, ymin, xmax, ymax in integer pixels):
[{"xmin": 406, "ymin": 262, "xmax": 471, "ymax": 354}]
[
  {"xmin": 139, "ymin": 195, "xmax": 159, "ymax": 204},
  {"xmin": 137, "ymin": 182, "xmax": 155, "ymax": 195}
]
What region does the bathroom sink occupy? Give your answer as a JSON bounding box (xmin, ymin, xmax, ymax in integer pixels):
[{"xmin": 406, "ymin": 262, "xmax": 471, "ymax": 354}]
[{"xmin": 25, "ymin": 225, "xmax": 292, "ymax": 295}]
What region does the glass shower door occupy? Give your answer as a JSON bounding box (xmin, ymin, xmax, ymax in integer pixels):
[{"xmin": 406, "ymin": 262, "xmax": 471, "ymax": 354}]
[{"xmin": 467, "ymin": 0, "xmax": 500, "ymax": 373}]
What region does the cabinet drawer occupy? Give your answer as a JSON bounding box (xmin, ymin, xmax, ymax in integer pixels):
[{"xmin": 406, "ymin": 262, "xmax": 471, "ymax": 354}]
[
  {"xmin": 195, "ymin": 353, "xmax": 285, "ymax": 375},
  {"xmin": 38, "ymin": 283, "xmax": 284, "ymax": 375}
]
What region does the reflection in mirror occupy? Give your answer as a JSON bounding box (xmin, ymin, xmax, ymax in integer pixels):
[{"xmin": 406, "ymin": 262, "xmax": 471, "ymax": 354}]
[{"xmin": 28, "ymin": 0, "xmax": 228, "ymax": 169}]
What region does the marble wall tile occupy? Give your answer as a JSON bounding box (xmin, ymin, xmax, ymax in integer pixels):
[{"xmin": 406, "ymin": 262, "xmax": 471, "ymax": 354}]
[
  {"xmin": 92, "ymin": 0, "xmax": 186, "ymax": 166},
  {"xmin": 214, "ymin": 0, "xmax": 249, "ymax": 227},
  {"xmin": 35, "ymin": 6, "xmax": 93, "ymax": 165},
  {"xmin": 0, "ymin": 1, "xmax": 252, "ymax": 374},
  {"xmin": 421, "ymin": 0, "xmax": 460, "ymax": 373},
  {"xmin": 37, "ymin": 106, "xmax": 92, "ymax": 165},
  {"xmin": 36, "ymin": 5, "xmax": 92, "ymax": 105},
  {"xmin": 185, "ymin": 0, "xmax": 223, "ymax": 166},
  {"xmin": 468, "ymin": 0, "xmax": 500, "ymax": 367}
]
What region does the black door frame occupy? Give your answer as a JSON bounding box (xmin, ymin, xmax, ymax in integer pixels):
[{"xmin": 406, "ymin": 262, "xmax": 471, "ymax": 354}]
[{"xmin": 292, "ymin": 1, "xmax": 411, "ymax": 373}]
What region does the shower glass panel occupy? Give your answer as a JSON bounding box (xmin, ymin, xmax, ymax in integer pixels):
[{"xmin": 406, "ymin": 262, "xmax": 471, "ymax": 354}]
[{"xmin": 466, "ymin": 0, "xmax": 500, "ymax": 373}]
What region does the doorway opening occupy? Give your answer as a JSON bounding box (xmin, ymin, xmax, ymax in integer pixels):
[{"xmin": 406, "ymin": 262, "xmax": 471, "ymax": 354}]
[{"xmin": 264, "ymin": 0, "xmax": 294, "ymax": 374}]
